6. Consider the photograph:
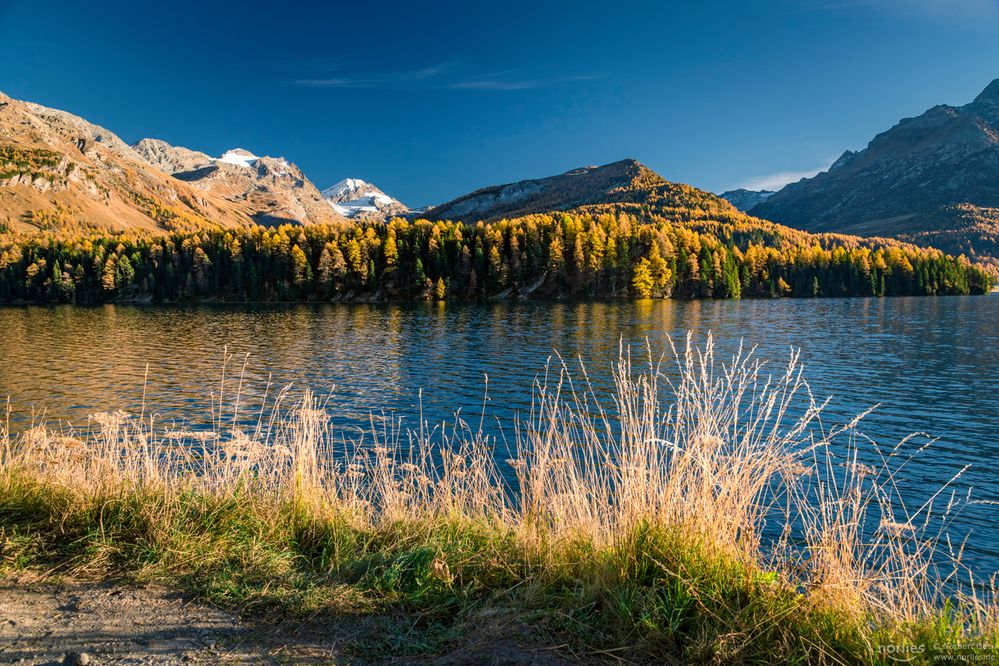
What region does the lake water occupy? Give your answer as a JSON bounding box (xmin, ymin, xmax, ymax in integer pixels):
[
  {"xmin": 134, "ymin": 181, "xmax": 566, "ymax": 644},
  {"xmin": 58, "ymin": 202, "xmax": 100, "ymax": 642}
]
[{"xmin": 1, "ymin": 296, "xmax": 997, "ymax": 575}]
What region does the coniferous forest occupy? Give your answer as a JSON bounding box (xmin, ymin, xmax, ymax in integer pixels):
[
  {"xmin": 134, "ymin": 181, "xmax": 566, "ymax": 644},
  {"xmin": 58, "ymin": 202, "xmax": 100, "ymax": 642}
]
[{"xmin": 0, "ymin": 208, "xmax": 992, "ymax": 304}]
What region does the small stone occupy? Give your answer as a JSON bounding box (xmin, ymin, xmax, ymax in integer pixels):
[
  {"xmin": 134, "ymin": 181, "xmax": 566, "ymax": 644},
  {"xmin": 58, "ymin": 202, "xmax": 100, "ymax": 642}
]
[{"xmin": 64, "ymin": 652, "xmax": 92, "ymax": 665}]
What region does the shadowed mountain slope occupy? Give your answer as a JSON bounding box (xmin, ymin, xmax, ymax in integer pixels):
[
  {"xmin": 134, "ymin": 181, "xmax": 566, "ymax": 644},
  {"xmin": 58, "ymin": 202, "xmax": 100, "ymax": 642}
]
[{"xmin": 751, "ymin": 78, "xmax": 999, "ymax": 275}]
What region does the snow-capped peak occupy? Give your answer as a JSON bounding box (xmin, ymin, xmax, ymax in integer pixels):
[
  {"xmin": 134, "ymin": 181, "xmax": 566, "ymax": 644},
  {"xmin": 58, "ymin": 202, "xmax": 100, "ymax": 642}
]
[
  {"xmin": 322, "ymin": 178, "xmax": 406, "ymax": 218},
  {"xmin": 216, "ymin": 148, "xmax": 259, "ymax": 168},
  {"xmin": 322, "ymin": 178, "xmax": 378, "ymax": 201}
]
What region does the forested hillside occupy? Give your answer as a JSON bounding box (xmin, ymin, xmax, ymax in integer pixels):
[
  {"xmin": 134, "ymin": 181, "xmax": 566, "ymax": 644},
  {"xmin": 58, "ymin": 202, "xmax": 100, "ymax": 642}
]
[
  {"xmin": 1, "ymin": 206, "xmax": 990, "ymax": 304},
  {"xmin": 425, "ymin": 158, "xmax": 739, "ymax": 223}
]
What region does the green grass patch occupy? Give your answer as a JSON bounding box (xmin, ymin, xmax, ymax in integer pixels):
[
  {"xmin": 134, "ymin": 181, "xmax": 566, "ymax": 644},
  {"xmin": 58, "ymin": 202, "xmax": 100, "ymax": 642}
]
[{"xmin": 6, "ymin": 471, "xmax": 989, "ymax": 663}]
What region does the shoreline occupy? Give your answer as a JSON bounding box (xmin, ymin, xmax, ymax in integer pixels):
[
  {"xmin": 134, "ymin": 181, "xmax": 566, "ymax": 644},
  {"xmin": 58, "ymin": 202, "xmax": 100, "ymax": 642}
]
[
  {"xmin": 0, "ymin": 289, "xmax": 994, "ymax": 308},
  {"xmin": 2, "ymin": 339, "xmax": 996, "ymax": 664}
]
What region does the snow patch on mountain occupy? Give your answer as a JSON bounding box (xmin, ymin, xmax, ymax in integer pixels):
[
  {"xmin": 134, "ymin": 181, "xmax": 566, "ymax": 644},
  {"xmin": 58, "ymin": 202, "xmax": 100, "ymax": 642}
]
[
  {"xmin": 217, "ymin": 148, "xmax": 259, "ymax": 168},
  {"xmin": 322, "ymin": 178, "xmax": 368, "ymax": 200}
]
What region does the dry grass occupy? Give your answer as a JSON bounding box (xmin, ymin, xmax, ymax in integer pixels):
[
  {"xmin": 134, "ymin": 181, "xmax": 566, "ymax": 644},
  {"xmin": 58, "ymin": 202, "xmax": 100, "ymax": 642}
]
[{"xmin": 1, "ymin": 334, "xmax": 996, "ymax": 663}]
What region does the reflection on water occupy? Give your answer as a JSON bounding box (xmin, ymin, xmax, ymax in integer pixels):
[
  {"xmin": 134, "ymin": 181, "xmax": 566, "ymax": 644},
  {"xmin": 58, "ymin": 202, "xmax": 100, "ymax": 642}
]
[{"xmin": 0, "ymin": 296, "xmax": 997, "ymax": 573}]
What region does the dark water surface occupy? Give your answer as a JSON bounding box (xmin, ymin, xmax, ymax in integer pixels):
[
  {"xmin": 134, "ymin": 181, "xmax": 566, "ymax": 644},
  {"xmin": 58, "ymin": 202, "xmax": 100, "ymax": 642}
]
[{"xmin": 1, "ymin": 297, "xmax": 997, "ymax": 574}]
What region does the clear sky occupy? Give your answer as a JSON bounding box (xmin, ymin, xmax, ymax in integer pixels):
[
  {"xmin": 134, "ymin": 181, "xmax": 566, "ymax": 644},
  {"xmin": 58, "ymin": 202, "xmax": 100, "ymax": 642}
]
[{"xmin": 2, "ymin": 0, "xmax": 998, "ymax": 205}]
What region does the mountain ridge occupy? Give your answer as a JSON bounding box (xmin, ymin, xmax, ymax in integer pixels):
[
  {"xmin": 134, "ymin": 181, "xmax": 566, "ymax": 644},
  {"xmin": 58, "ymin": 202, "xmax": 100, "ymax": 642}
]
[
  {"xmin": 0, "ymin": 91, "xmax": 254, "ymax": 233},
  {"xmin": 425, "ymin": 158, "xmax": 737, "ymax": 222},
  {"xmin": 132, "ymin": 139, "xmax": 344, "ymax": 227},
  {"xmin": 0, "ymin": 91, "xmax": 346, "ymax": 233},
  {"xmin": 132, "ymin": 138, "xmax": 214, "ymax": 174},
  {"xmin": 751, "ymin": 78, "xmax": 999, "ymax": 275}
]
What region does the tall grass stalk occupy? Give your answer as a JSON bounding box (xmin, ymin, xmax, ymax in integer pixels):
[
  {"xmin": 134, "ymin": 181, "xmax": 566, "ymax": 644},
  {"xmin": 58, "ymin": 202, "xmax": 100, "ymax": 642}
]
[{"xmin": 1, "ymin": 334, "xmax": 995, "ymax": 663}]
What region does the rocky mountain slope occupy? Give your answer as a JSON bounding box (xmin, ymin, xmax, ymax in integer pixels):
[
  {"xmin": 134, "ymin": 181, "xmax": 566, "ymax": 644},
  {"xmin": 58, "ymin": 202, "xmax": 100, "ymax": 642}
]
[
  {"xmin": 0, "ymin": 92, "xmax": 255, "ymax": 233},
  {"xmin": 0, "ymin": 92, "xmax": 345, "ymax": 234},
  {"xmin": 426, "ymin": 159, "xmax": 736, "ymax": 222},
  {"xmin": 132, "ymin": 138, "xmax": 213, "ymax": 174},
  {"xmin": 719, "ymin": 188, "xmax": 774, "ymax": 212},
  {"xmin": 133, "ymin": 141, "xmax": 344, "ymax": 227},
  {"xmin": 751, "ymin": 78, "xmax": 999, "ymax": 274},
  {"xmin": 322, "ymin": 178, "xmax": 408, "ymax": 219}
]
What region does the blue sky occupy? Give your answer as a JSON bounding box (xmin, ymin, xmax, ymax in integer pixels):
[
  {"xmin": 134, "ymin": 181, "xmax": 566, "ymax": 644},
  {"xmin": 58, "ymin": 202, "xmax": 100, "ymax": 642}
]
[{"xmin": 2, "ymin": 0, "xmax": 998, "ymax": 205}]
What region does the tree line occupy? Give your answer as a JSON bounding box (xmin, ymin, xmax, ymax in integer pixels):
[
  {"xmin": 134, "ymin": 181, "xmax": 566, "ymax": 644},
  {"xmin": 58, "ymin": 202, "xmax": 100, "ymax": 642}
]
[{"xmin": 0, "ymin": 209, "xmax": 992, "ymax": 304}]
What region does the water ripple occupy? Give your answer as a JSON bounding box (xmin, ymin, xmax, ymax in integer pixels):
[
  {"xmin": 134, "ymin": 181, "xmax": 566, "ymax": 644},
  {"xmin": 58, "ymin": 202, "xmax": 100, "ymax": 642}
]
[{"xmin": 0, "ymin": 296, "xmax": 996, "ymax": 573}]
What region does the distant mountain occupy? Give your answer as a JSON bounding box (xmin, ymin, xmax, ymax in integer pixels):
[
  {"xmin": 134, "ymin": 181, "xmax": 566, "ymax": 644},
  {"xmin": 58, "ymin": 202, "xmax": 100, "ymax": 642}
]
[
  {"xmin": 751, "ymin": 78, "xmax": 999, "ymax": 275},
  {"xmin": 321, "ymin": 178, "xmax": 408, "ymax": 219},
  {"xmin": 135, "ymin": 141, "xmax": 344, "ymax": 227},
  {"xmin": 719, "ymin": 188, "xmax": 775, "ymax": 212},
  {"xmin": 426, "ymin": 159, "xmax": 736, "ymax": 222},
  {"xmin": 0, "ymin": 90, "xmax": 348, "ymax": 234},
  {"xmin": 0, "ymin": 91, "xmax": 258, "ymax": 233}
]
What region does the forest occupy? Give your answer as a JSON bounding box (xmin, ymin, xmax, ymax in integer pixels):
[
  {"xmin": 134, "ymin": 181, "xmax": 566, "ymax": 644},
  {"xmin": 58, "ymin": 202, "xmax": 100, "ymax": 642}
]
[{"xmin": 0, "ymin": 207, "xmax": 993, "ymax": 304}]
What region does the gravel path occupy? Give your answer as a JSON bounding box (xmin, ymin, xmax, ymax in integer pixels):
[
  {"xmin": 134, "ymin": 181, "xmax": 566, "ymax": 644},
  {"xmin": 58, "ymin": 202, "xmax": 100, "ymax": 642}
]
[{"xmin": 0, "ymin": 579, "xmax": 574, "ymax": 665}]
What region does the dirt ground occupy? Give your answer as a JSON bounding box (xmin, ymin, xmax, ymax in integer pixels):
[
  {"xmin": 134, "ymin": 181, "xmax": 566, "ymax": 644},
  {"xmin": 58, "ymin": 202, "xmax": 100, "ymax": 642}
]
[{"xmin": 0, "ymin": 578, "xmax": 576, "ymax": 665}]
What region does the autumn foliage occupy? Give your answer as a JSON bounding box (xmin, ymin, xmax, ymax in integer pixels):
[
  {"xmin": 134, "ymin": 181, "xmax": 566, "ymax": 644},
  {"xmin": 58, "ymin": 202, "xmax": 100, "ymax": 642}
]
[{"xmin": 0, "ymin": 207, "xmax": 992, "ymax": 304}]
